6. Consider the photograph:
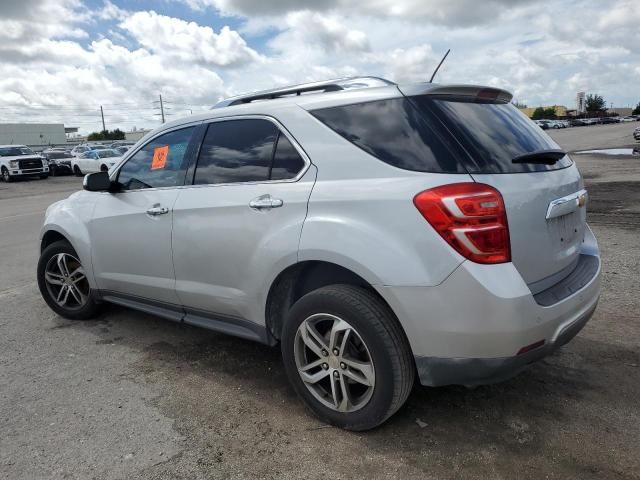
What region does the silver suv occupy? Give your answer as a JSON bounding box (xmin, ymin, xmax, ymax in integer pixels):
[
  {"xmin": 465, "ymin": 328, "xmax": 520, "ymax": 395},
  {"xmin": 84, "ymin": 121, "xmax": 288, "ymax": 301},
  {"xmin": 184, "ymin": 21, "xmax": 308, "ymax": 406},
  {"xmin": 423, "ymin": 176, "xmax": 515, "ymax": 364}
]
[{"xmin": 38, "ymin": 77, "xmax": 601, "ymax": 430}]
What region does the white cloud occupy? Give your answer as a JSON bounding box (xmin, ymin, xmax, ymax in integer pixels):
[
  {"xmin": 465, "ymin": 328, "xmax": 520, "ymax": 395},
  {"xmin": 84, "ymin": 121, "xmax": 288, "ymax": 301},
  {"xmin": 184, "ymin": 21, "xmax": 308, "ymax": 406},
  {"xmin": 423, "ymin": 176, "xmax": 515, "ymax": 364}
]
[
  {"xmin": 1, "ymin": 0, "xmax": 639, "ymax": 135},
  {"xmin": 119, "ymin": 11, "xmax": 263, "ymax": 67},
  {"xmin": 177, "ymin": 0, "xmax": 537, "ymax": 27}
]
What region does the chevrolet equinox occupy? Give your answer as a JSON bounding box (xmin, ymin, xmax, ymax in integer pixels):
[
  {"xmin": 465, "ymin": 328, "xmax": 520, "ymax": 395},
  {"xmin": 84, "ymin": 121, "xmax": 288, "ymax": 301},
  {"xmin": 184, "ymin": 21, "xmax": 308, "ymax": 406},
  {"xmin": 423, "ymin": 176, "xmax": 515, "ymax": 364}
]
[{"xmin": 38, "ymin": 77, "xmax": 601, "ymax": 430}]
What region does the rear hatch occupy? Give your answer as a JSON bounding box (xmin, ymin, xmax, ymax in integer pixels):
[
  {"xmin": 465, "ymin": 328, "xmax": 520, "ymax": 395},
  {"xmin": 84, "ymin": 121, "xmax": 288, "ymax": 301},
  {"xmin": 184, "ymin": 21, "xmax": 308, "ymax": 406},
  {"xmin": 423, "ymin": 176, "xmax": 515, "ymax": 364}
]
[{"xmin": 404, "ymin": 87, "xmax": 586, "ymax": 289}]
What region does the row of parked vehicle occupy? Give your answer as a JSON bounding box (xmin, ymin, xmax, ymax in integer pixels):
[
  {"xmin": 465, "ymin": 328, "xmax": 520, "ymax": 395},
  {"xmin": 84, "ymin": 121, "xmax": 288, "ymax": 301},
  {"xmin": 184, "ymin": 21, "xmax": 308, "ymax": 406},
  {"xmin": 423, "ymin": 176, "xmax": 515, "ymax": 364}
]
[
  {"xmin": 0, "ymin": 141, "xmax": 135, "ymax": 182},
  {"xmin": 534, "ymin": 116, "xmax": 639, "ymax": 130}
]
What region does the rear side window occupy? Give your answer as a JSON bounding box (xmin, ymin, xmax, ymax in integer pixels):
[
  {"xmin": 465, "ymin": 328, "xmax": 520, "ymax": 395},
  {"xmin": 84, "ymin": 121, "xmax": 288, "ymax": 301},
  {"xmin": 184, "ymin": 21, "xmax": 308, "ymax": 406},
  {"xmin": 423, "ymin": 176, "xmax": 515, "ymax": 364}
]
[
  {"xmin": 310, "ymin": 98, "xmax": 465, "ymax": 173},
  {"xmin": 117, "ymin": 126, "xmax": 195, "ymax": 190},
  {"xmin": 193, "ymin": 119, "xmax": 306, "ymax": 185},
  {"xmin": 413, "ymin": 96, "xmax": 573, "ymax": 173}
]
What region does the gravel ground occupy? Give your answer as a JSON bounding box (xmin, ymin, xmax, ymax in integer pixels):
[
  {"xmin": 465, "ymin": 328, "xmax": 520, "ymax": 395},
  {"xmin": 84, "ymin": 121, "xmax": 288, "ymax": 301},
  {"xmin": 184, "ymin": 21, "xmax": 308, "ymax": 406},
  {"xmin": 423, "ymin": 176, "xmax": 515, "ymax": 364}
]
[{"xmin": 1, "ymin": 122, "xmax": 639, "ymax": 479}]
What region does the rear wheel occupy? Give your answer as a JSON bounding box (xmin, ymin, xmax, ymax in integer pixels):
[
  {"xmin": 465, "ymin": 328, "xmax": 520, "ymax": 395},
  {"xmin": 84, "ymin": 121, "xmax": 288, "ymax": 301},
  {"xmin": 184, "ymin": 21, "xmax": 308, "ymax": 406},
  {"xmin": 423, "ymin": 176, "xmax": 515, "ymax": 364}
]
[
  {"xmin": 281, "ymin": 284, "xmax": 414, "ymax": 431},
  {"xmin": 37, "ymin": 240, "xmax": 99, "ymax": 320},
  {"xmin": 73, "ymin": 165, "xmax": 82, "ymax": 176}
]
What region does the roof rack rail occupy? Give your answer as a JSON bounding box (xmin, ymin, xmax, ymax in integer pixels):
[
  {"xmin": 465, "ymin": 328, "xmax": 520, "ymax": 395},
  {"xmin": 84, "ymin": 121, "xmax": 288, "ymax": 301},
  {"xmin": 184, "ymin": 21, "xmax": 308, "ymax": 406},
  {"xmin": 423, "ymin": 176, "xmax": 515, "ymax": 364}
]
[{"xmin": 214, "ymin": 76, "xmax": 396, "ymax": 108}]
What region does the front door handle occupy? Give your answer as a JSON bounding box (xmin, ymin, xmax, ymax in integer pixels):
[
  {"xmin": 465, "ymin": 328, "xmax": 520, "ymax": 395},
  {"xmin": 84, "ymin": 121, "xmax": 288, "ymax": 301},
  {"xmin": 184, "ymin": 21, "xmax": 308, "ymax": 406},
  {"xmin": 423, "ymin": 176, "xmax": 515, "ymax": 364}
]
[
  {"xmin": 249, "ymin": 195, "xmax": 284, "ymax": 210},
  {"xmin": 146, "ymin": 205, "xmax": 169, "ymax": 216}
]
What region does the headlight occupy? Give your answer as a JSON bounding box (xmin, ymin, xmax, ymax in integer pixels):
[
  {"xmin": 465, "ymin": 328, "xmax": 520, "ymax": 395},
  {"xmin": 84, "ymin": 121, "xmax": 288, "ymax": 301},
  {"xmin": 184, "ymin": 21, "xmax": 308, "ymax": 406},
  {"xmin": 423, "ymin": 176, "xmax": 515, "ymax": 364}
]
[{"xmin": 9, "ymin": 160, "xmax": 18, "ymax": 168}]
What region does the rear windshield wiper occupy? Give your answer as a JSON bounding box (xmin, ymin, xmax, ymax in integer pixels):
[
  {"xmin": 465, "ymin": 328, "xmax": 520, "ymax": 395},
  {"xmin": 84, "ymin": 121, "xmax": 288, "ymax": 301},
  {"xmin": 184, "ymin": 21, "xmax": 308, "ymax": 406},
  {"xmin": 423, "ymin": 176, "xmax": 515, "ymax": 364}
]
[{"xmin": 512, "ymin": 149, "xmax": 566, "ymax": 165}]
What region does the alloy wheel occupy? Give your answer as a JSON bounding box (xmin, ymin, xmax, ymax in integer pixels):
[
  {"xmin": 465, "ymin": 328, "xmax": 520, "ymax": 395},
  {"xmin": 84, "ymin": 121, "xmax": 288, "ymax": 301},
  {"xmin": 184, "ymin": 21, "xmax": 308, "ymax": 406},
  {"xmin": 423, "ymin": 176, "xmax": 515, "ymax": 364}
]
[
  {"xmin": 294, "ymin": 313, "xmax": 375, "ymax": 413},
  {"xmin": 43, "ymin": 253, "xmax": 90, "ymax": 310}
]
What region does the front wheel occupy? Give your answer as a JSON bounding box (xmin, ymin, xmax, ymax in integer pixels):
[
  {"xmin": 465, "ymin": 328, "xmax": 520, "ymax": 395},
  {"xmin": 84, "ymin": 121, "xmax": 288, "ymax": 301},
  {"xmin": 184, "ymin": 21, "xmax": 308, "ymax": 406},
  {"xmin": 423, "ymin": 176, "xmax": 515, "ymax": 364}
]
[
  {"xmin": 73, "ymin": 165, "xmax": 83, "ymax": 176},
  {"xmin": 281, "ymin": 285, "xmax": 414, "ymax": 431},
  {"xmin": 1, "ymin": 167, "xmax": 12, "ymax": 182},
  {"xmin": 37, "ymin": 240, "xmax": 100, "ymax": 320}
]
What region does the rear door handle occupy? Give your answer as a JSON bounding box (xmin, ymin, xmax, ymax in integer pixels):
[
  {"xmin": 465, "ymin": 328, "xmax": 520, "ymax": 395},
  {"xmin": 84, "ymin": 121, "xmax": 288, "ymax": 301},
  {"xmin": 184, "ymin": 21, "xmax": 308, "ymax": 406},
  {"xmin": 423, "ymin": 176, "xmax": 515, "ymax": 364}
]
[
  {"xmin": 146, "ymin": 205, "xmax": 169, "ymax": 216},
  {"xmin": 249, "ymin": 195, "xmax": 283, "ymax": 210}
]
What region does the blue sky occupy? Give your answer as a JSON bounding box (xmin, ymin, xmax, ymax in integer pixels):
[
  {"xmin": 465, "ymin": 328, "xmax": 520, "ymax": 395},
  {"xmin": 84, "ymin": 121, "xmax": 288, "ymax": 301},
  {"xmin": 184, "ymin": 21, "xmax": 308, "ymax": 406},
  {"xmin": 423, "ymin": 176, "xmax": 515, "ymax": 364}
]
[{"xmin": 0, "ymin": 0, "xmax": 638, "ymax": 133}]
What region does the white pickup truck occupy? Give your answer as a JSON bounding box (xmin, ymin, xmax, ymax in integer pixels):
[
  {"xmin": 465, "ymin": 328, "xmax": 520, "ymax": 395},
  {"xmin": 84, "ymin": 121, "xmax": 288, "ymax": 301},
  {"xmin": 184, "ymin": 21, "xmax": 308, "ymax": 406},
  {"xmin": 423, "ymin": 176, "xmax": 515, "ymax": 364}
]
[{"xmin": 0, "ymin": 145, "xmax": 49, "ymax": 182}]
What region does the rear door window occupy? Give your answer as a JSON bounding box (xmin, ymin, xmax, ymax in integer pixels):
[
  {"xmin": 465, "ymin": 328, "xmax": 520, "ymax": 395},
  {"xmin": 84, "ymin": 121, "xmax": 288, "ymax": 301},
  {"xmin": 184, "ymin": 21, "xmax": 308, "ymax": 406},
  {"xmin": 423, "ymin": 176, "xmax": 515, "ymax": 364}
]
[
  {"xmin": 412, "ymin": 96, "xmax": 573, "ymax": 173},
  {"xmin": 270, "ymin": 133, "xmax": 306, "ymax": 180},
  {"xmin": 194, "ymin": 119, "xmax": 277, "ymax": 185},
  {"xmin": 192, "ymin": 119, "xmax": 307, "ymax": 185},
  {"xmin": 310, "ymin": 98, "xmax": 465, "ymax": 173}
]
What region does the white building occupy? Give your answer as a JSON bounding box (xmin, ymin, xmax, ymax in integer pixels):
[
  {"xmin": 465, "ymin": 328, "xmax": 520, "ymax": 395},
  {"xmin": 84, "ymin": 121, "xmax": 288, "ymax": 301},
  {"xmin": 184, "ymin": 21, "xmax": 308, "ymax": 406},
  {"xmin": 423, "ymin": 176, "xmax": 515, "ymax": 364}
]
[
  {"xmin": 125, "ymin": 127, "xmax": 151, "ymax": 142},
  {"xmin": 0, "ymin": 123, "xmax": 67, "ymax": 146}
]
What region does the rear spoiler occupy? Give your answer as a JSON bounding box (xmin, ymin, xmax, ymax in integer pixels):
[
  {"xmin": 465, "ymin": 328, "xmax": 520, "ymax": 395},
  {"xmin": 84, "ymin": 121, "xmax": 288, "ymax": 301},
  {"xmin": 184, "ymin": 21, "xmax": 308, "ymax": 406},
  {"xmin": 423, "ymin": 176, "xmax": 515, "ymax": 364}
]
[{"xmin": 398, "ymin": 83, "xmax": 513, "ymax": 104}]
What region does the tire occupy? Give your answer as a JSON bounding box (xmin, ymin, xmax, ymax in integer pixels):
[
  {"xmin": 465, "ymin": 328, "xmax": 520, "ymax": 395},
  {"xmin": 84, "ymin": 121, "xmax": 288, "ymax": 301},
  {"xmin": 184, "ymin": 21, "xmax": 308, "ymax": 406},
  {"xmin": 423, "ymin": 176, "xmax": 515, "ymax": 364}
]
[
  {"xmin": 100, "ymin": 164, "xmax": 108, "ymax": 172},
  {"xmin": 40, "ymin": 173, "xmax": 49, "ymax": 179},
  {"xmin": 281, "ymin": 284, "xmax": 414, "ymax": 431},
  {"xmin": 1, "ymin": 167, "xmax": 13, "ymax": 183},
  {"xmin": 37, "ymin": 240, "xmax": 99, "ymax": 320},
  {"xmin": 73, "ymin": 165, "xmax": 83, "ymax": 176}
]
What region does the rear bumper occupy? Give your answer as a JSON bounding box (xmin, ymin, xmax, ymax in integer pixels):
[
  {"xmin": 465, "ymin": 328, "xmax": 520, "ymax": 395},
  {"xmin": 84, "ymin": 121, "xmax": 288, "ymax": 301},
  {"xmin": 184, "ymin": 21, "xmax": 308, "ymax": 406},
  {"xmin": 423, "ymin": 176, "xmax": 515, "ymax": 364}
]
[
  {"xmin": 376, "ymin": 225, "xmax": 601, "ymax": 387},
  {"xmin": 414, "ymin": 299, "xmax": 597, "ymax": 386}
]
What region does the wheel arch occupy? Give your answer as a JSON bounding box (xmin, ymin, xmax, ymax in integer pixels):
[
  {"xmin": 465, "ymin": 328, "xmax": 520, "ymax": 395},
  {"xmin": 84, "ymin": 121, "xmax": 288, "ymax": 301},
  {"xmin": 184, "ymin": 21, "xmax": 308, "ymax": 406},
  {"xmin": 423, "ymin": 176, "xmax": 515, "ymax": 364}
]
[
  {"xmin": 41, "ymin": 229, "xmax": 70, "ymax": 252},
  {"xmin": 265, "ymin": 260, "xmax": 403, "ymax": 343}
]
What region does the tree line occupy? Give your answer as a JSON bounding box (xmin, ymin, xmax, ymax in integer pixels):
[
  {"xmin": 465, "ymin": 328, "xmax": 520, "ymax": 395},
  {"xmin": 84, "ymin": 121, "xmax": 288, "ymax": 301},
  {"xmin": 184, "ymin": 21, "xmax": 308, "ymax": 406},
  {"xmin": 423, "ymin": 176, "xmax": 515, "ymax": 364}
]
[
  {"xmin": 87, "ymin": 129, "xmax": 126, "ymax": 141},
  {"xmin": 518, "ymin": 94, "xmax": 640, "ymax": 119}
]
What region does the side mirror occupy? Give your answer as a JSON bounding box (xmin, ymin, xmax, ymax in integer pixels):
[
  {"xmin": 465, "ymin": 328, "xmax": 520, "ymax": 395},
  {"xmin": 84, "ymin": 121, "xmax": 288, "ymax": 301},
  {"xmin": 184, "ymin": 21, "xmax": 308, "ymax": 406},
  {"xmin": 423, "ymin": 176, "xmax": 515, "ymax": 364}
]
[{"xmin": 83, "ymin": 171, "xmax": 112, "ymax": 192}]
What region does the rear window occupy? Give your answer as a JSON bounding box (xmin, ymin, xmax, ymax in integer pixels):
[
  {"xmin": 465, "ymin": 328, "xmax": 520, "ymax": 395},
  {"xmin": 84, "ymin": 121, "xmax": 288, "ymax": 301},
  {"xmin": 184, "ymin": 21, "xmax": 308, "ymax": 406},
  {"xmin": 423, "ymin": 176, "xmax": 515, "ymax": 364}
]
[
  {"xmin": 412, "ymin": 96, "xmax": 573, "ymax": 173},
  {"xmin": 310, "ymin": 98, "xmax": 466, "ymax": 173}
]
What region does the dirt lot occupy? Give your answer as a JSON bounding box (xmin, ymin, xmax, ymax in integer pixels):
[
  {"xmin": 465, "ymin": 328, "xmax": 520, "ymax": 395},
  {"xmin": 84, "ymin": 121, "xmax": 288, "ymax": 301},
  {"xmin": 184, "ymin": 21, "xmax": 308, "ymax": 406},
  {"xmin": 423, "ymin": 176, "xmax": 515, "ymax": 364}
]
[{"xmin": 1, "ymin": 122, "xmax": 639, "ymax": 479}]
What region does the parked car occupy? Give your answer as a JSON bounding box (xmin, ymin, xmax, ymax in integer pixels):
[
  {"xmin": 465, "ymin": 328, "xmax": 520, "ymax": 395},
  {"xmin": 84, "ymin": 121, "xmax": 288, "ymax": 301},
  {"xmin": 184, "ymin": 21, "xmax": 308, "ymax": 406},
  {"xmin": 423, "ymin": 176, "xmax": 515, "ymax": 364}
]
[
  {"xmin": 42, "ymin": 150, "xmax": 74, "ymax": 176},
  {"xmin": 534, "ymin": 120, "xmax": 550, "ymax": 129},
  {"xmin": 38, "ymin": 77, "xmax": 601, "ymax": 430},
  {"xmin": 600, "ymin": 117, "xmax": 620, "ymax": 124},
  {"xmin": 114, "ymin": 146, "xmax": 131, "ymax": 156},
  {"xmin": 634, "ymin": 126, "xmax": 640, "ymax": 141},
  {"xmin": 569, "ymin": 119, "xmax": 587, "ymax": 126},
  {"xmin": 0, "ymin": 144, "xmax": 49, "ymax": 182},
  {"xmin": 71, "ymin": 149, "xmax": 122, "ymax": 175},
  {"xmin": 110, "ymin": 141, "xmax": 135, "ymax": 149},
  {"xmin": 620, "ymin": 116, "xmax": 636, "ymax": 122}
]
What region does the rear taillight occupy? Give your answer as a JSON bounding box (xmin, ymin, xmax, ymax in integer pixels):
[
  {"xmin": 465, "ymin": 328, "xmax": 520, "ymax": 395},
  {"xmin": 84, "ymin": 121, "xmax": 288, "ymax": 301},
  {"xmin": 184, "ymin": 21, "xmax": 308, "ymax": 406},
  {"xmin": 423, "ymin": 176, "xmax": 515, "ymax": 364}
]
[{"xmin": 413, "ymin": 183, "xmax": 511, "ymax": 264}]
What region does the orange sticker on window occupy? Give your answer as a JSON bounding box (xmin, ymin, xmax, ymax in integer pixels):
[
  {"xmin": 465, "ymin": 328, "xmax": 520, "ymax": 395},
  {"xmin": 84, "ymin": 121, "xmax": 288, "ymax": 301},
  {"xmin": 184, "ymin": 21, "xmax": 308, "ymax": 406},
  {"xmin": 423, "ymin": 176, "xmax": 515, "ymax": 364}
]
[{"xmin": 151, "ymin": 145, "xmax": 169, "ymax": 170}]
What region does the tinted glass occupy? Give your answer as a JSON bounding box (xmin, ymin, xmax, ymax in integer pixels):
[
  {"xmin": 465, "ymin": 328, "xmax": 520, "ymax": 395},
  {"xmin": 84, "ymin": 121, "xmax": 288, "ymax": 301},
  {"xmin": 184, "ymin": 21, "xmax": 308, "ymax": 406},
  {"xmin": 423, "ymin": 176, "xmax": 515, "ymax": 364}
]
[
  {"xmin": 48, "ymin": 152, "xmax": 72, "ymax": 159},
  {"xmin": 311, "ymin": 98, "xmax": 464, "ymax": 173},
  {"xmin": 117, "ymin": 126, "xmax": 194, "ymax": 190},
  {"xmin": 414, "ymin": 96, "xmax": 573, "ymax": 173},
  {"xmin": 97, "ymin": 150, "xmax": 118, "ymax": 158},
  {"xmin": 270, "ymin": 134, "xmax": 305, "ymax": 180},
  {"xmin": 0, "ymin": 147, "xmax": 33, "ymax": 156},
  {"xmin": 194, "ymin": 119, "xmax": 277, "ymax": 185}
]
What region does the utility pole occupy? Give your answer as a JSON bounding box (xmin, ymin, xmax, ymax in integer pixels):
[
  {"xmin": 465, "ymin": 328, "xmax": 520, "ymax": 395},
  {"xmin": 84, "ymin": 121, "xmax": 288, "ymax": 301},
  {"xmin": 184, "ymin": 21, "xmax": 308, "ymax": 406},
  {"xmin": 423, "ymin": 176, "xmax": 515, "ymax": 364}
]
[
  {"xmin": 100, "ymin": 105, "xmax": 106, "ymax": 132},
  {"xmin": 153, "ymin": 94, "xmax": 171, "ymax": 123}
]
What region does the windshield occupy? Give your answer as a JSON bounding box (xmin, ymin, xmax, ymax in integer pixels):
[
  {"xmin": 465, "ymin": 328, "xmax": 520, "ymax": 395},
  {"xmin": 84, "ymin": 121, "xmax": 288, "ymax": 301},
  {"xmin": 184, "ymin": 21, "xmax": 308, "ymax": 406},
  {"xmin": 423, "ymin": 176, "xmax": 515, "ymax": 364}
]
[
  {"xmin": 48, "ymin": 152, "xmax": 72, "ymax": 159},
  {"xmin": 97, "ymin": 150, "xmax": 118, "ymax": 158},
  {"xmin": 0, "ymin": 146, "xmax": 35, "ymax": 157}
]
